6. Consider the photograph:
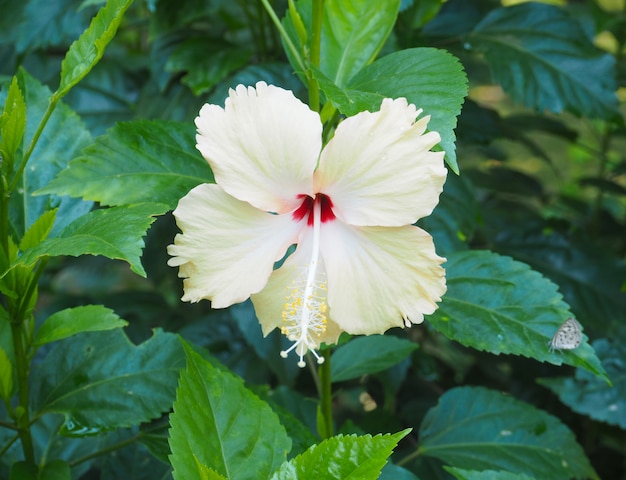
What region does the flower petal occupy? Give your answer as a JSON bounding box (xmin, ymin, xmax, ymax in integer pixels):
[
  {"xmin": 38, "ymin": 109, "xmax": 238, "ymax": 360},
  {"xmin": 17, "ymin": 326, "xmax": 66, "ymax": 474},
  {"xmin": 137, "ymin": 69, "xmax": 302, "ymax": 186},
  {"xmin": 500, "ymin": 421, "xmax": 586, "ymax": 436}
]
[
  {"xmin": 251, "ymin": 230, "xmax": 343, "ymax": 347},
  {"xmin": 319, "ymin": 220, "xmax": 446, "ymax": 335},
  {"xmin": 167, "ymin": 184, "xmax": 304, "ymax": 307},
  {"xmin": 314, "ymin": 98, "xmax": 447, "ymax": 226},
  {"xmin": 195, "ymin": 82, "xmax": 322, "ymax": 214}
]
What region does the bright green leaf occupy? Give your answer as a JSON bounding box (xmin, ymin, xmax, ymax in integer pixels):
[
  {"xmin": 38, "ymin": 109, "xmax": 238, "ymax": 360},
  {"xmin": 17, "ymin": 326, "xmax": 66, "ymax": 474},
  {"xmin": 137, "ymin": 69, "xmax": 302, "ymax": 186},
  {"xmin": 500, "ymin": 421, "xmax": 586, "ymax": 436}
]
[
  {"xmin": 445, "ymin": 467, "xmax": 535, "ymax": 480},
  {"xmin": 19, "ymin": 209, "xmax": 57, "ymax": 252},
  {"xmin": 0, "ymin": 76, "xmax": 26, "ymax": 165},
  {"xmin": 469, "ymin": 2, "xmax": 619, "ymax": 120},
  {"xmin": 17, "ymin": 202, "xmax": 169, "ymax": 277},
  {"xmin": 330, "ymin": 335, "xmax": 417, "ymax": 382},
  {"xmin": 34, "ymin": 305, "xmax": 128, "ymax": 347},
  {"xmin": 428, "ymin": 250, "xmax": 608, "ymax": 382},
  {"xmin": 539, "ymin": 339, "xmax": 625, "ymax": 429},
  {"xmin": 314, "ymin": 48, "xmax": 467, "ymax": 172},
  {"xmin": 284, "ymin": 0, "xmax": 401, "ymax": 86},
  {"xmin": 37, "ymin": 120, "xmax": 213, "ymax": 209},
  {"xmin": 31, "ymin": 329, "xmax": 185, "ymax": 433},
  {"xmin": 0, "ymin": 347, "xmax": 13, "ymax": 400},
  {"xmin": 3, "ymin": 70, "xmax": 93, "ymax": 238},
  {"xmin": 270, "ymin": 429, "xmax": 411, "ymax": 480},
  {"xmin": 169, "ymin": 342, "xmax": 291, "ymax": 480},
  {"xmin": 58, "ymin": 0, "xmax": 134, "ymax": 98},
  {"xmin": 194, "ymin": 457, "xmax": 227, "ymax": 480},
  {"xmin": 419, "ymin": 386, "xmax": 598, "ymax": 479}
]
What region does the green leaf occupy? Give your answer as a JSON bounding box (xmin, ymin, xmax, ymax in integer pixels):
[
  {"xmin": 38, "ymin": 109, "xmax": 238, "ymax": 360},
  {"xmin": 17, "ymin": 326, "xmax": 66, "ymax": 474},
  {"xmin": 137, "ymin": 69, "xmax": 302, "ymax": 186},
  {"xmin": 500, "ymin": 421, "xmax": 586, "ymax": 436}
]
[
  {"xmin": 31, "ymin": 329, "xmax": 185, "ymax": 434},
  {"xmin": 194, "ymin": 457, "xmax": 227, "ymax": 480},
  {"xmin": 37, "ymin": 120, "xmax": 213, "ymax": 209},
  {"xmin": 0, "ymin": 76, "xmax": 26, "ymax": 164},
  {"xmin": 284, "ymin": 0, "xmax": 401, "ymax": 86},
  {"xmin": 166, "ymin": 38, "xmax": 251, "ymax": 96},
  {"xmin": 17, "ymin": 202, "xmax": 169, "ymax": 277},
  {"xmin": 379, "ymin": 463, "xmax": 420, "ymax": 480},
  {"xmin": 34, "ymin": 305, "xmax": 128, "ymax": 346},
  {"xmin": 169, "ymin": 341, "xmax": 291, "ymax": 480},
  {"xmin": 539, "ymin": 339, "xmax": 626, "ymax": 429},
  {"xmin": 445, "ymin": 467, "xmax": 535, "ymax": 480},
  {"xmin": 468, "ymin": 2, "xmax": 619, "ymax": 120},
  {"xmin": 419, "ymin": 386, "xmax": 598, "ymax": 480},
  {"xmin": 37, "ymin": 460, "xmax": 71, "ymax": 480},
  {"xmin": 19, "ymin": 209, "xmax": 57, "ymax": 252},
  {"xmin": 428, "ymin": 250, "xmax": 608, "ymax": 382},
  {"xmin": 418, "ymin": 172, "xmax": 478, "ymax": 256},
  {"xmin": 492, "ymin": 229, "xmax": 626, "ymax": 341},
  {"xmin": 330, "ymin": 335, "xmax": 418, "ymax": 382},
  {"xmin": 0, "ymin": 347, "xmax": 13, "ymax": 400},
  {"xmin": 58, "ymin": 0, "xmax": 134, "ymax": 98},
  {"xmin": 3, "ymin": 70, "xmax": 93, "ymax": 238},
  {"xmin": 314, "ymin": 48, "xmax": 467, "ymax": 173},
  {"xmin": 270, "ymin": 429, "xmax": 410, "ymax": 480},
  {"xmin": 9, "ymin": 462, "xmax": 37, "ymax": 480}
]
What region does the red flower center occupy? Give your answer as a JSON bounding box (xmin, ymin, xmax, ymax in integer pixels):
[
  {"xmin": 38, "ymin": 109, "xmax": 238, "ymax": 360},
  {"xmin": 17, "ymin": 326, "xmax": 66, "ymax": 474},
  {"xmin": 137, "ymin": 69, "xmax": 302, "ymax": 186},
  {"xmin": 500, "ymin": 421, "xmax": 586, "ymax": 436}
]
[{"xmin": 292, "ymin": 194, "xmax": 336, "ymax": 226}]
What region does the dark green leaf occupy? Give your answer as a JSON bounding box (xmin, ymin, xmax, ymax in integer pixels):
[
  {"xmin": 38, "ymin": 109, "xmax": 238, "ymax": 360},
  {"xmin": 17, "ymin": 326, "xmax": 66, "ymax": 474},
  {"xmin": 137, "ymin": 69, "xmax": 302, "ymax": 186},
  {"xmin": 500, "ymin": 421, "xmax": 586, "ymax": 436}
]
[
  {"xmin": 315, "ymin": 48, "xmax": 467, "ymax": 172},
  {"xmin": 270, "ymin": 429, "xmax": 410, "ymax": 480},
  {"xmin": 419, "ymin": 386, "xmax": 598, "ymax": 479},
  {"xmin": 169, "ymin": 342, "xmax": 291, "ymax": 480},
  {"xmin": 166, "ymin": 38, "xmax": 251, "ymax": 96},
  {"xmin": 284, "ymin": 0, "xmax": 401, "ymax": 86},
  {"xmin": 469, "ymin": 3, "xmax": 619, "ymax": 120},
  {"xmin": 0, "ymin": 76, "xmax": 26, "ymax": 164},
  {"xmin": 492, "ymin": 229, "xmax": 626, "ymax": 340},
  {"xmin": 4, "ymin": 70, "xmax": 93, "ymax": 238},
  {"xmin": 38, "ymin": 120, "xmax": 212, "ymax": 209},
  {"xmin": 445, "ymin": 467, "xmax": 535, "ymax": 480},
  {"xmin": 37, "ymin": 460, "xmax": 71, "ymax": 480},
  {"xmin": 539, "ymin": 339, "xmax": 626, "ymax": 429},
  {"xmin": 418, "ymin": 172, "xmax": 478, "ymax": 256},
  {"xmin": 429, "ymin": 250, "xmax": 608, "ymax": 382},
  {"xmin": 58, "ymin": 0, "xmax": 134, "ymax": 98},
  {"xmin": 34, "ymin": 305, "xmax": 128, "ymax": 346},
  {"xmin": 17, "ymin": 203, "xmax": 169, "ymax": 277},
  {"xmin": 330, "ymin": 335, "xmax": 418, "ymax": 382},
  {"xmin": 9, "ymin": 462, "xmax": 37, "ymax": 480},
  {"xmin": 379, "ymin": 463, "xmax": 420, "ymax": 480},
  {"xmin": 31, "ymin": 329, "xmax": 185, "ymax": 433}
]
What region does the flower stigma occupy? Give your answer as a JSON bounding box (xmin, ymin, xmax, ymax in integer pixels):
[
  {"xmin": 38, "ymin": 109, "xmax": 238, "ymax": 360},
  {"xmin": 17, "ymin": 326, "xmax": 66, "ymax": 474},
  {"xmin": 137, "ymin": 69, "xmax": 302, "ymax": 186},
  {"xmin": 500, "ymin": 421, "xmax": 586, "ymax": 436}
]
[{"xmin": 281, "ymin": 195, "xmax": 329, "ymax": 367}]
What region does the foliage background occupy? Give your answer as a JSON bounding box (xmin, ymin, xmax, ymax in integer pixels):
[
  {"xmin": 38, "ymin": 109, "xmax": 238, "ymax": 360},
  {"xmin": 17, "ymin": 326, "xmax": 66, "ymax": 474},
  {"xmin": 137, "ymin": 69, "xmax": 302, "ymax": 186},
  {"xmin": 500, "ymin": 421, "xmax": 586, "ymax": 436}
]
[{"xmin": 0, "ymin": 0, "xmax": 625, "ymax": 479}]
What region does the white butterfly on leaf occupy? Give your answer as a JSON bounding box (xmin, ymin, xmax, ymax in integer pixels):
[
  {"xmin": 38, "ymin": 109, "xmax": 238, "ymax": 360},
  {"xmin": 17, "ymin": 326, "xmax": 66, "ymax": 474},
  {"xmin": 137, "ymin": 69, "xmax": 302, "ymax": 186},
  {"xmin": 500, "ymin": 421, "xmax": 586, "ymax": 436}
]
[{"xmin": 548, "ymin": 318, "xmax": 582, "ymax": 352}]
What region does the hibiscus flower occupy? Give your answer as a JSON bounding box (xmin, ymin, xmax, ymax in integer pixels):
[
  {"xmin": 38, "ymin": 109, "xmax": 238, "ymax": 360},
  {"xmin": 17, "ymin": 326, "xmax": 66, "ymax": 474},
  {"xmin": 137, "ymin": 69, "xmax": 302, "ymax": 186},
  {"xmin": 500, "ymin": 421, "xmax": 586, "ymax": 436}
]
[{"xmin": 168, "ymin": 82, "xmax": 447, "ymax": 367}]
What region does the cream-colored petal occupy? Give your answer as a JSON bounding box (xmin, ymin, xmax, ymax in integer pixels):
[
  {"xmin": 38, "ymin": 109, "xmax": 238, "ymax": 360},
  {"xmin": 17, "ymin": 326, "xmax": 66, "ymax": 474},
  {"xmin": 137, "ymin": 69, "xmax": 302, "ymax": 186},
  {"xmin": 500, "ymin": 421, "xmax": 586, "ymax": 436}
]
[
  {"xmin": 195, "ymin": 82, "xmax": 321, "ymax": 214},
  {"xmin": 319, "ymin": 220, "xmax": 446, "ymax": 335},
  {"xmin": 314, "ymin": 98, "xmax": 447, "ymax": 227},
  {"xmin": 167, "ymin": 184, "xmax": 304, "ymax": 307},
  {"xmin": 251, "ymin": 230, "xmax": 343, "ymax": 348}
]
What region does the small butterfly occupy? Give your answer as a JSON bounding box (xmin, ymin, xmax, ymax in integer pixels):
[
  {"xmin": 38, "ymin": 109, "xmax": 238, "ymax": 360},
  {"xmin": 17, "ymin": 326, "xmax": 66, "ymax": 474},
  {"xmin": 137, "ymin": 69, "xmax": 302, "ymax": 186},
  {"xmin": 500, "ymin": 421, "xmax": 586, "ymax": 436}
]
[{"xmin": 548, "ymin": 318, "xmax": 582, "ymax": 352}]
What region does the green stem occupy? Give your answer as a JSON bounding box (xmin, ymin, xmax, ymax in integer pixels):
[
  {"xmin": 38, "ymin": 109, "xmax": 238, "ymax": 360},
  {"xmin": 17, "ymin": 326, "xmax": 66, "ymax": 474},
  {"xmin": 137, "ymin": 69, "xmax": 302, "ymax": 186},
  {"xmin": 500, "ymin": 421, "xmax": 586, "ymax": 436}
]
[
  {"xmin": 318, "ymin": 349, "xmax": 333, "ymax": 439},
  {"xmin": 259, "ymin": 0, "xmax": 306, "ymax": 73},
  {"xmin": 69, "ymin": 431, "xmax": 143, "ymax": 467},
  {"xmin": 10, "ymin": 320, "xmax": 35, "ymax": 463},
  {"xmin": 8, "ymin": 97, "xmax": 58, "ymax": 195},
  {"xmin": 307, "ymin": 0, "xmax": 324, "ymax": 112},
  {"xmin": 396, "ymin": 447, "xmax": 421, "ymax": 467}
]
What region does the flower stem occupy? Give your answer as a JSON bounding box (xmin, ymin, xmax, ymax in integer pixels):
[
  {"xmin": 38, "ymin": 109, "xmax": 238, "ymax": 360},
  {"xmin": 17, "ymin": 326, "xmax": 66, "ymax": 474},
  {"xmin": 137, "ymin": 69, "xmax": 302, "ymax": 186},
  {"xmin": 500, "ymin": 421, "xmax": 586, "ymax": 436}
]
[
  {"xmin": 318, "ymin": 348, "xmax": 333, "ymax": 438},
  {"xmin": 307, "ymin": 0, "xmax": 324, "ymax": 112}
]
